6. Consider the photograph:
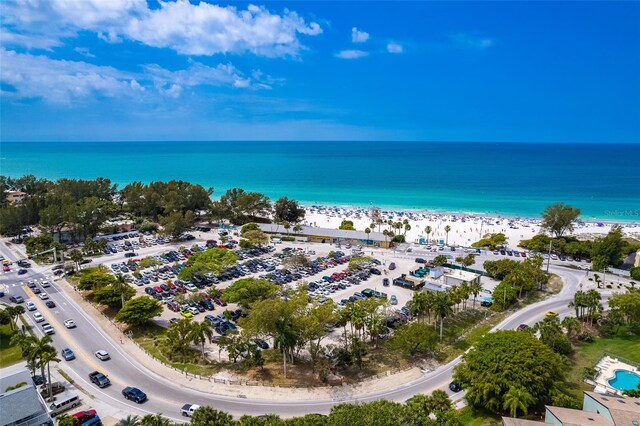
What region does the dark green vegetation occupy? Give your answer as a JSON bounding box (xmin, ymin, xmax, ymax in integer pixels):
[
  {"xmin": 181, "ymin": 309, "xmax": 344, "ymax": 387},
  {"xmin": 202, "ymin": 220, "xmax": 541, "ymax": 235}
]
[
  {"xmin": 454, "ymin": 330, "xmax": 569, "ymax": 417},
  {"xmin": 483, "ymin": 255, "xmax": 550, "ymax": 311},
  {"xmin": 519, "ymin": 226, "xmax": 639, "ymax": 270},
  {"xmin": 0, "ymin": 175, "xmax": 305, "ymax": 245},
  {"xmin": 116, "ymin": 390, "xmax": 464, "ymax": 426},
  {"xmin": 471, "ymin": 233, "xmax": 506, "ymax": 250},
  {"xmin": 453, "ymin": 288, "xmax": 640, "ymax": 420}
]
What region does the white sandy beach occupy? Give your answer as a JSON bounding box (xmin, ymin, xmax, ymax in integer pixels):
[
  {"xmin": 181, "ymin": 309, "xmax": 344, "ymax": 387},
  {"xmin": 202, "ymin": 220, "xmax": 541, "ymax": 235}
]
[{"xmin": 300, "ymin": 206, "xmax": 640, "ymax": 248}]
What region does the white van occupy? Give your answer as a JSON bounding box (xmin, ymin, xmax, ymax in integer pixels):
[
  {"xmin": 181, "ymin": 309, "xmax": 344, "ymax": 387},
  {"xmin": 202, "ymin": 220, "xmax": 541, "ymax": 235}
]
[
  {"xmin": 271, "ymin": 238, "xmax": 282, "ymax": 244},
  {"xmin": 49, "ymin": 394, "xmax": 81, "ymax": 417}
]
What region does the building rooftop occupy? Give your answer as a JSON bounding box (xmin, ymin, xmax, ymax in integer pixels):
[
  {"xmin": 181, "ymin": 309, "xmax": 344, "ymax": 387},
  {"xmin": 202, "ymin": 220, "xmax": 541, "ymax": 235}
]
[
  {"xmin": 0, "ymin": 370, "xmax": 49, "ymax": 426},
  {"xmin": 502, "ymin": 418, "xmax": 545, "ymax": 426},
  {"xmin": 585, "ymin": 391, "xmax": 640, "ymax": 425},
  {"xmin": 258, "ymin": 223, "xmax": 388, "ymax": 242},
  {"xmin": 546, "ymin": 405, "xmax": 613, "ymax": 426}
]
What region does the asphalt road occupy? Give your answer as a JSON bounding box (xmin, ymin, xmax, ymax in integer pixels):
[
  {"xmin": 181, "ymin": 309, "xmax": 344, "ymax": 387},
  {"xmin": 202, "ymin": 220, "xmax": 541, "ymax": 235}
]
[{"xmin": 0, "ymin": 243, "xmax": 611, "ymax": 420}]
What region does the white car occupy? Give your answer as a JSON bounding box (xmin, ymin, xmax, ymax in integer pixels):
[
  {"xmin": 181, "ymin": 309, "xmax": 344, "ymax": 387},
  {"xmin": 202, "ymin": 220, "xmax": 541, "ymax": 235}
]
[
  {"xmin": 26, "ymin": 301, "xmax": 37, "ymax": 311},
  {"xmin": 188, "ymin": 306, "xmax": 199, "ymax": 315},
  {"xmin": 39, "ymin": 292, "xmax": 49, "ymax": 300},
  {"xmin": 186, "ymin": 284, "xmax": 198, "ymax": 292},
  {"xmin": 95, "ymin": 350, "xmax": 110, "ymax": 361},
  {"xmin": 40, "ymin": 281, "xmax": 50, "ymax": 288},
  {"xmin": 33, "ymin": 312, "xmax": 45, "ymax": 323},
  {"xmin": 64, "ymin": 319, "xmax": 76, "ymax": 329}
]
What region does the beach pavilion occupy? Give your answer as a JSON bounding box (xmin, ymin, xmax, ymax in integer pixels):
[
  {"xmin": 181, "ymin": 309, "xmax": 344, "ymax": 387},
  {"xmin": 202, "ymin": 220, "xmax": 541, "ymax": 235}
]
[{"xmin": 257, "ymin": 224, "xmax": 392, "ymax": 248}]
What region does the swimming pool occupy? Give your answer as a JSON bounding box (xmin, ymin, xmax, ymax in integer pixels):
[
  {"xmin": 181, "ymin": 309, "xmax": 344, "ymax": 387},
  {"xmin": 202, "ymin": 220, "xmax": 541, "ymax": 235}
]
[{"xmin": 608, "ymin": 369, "xmax": 640, "ymax": 391}]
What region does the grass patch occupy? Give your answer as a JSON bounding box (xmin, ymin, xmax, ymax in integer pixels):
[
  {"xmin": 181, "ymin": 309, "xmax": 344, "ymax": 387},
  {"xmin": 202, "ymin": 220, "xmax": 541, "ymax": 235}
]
[
  {"xmin": 0, "ymin": 323, "xmax": 23, "ymax": 367},
  {"xmin": 131, "ymin": 323, "xmax": 220, "ymax": 377},
  {"xmin": 439, "ymin": 309, "xmax": 506, "ymax": 361},
  {"xmin": 457, "ymin": 406, "xmax": 502, "ymax": 426},
  {"xmin": 565, "ymin": 328, "xmax": 640, "ymax": 398}
]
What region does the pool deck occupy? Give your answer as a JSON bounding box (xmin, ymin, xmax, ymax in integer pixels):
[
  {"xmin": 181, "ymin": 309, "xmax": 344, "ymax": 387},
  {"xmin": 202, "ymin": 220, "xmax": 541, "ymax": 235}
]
[{"xmin": 593, "ymin": 356, "xmax": 639, "ymax": 395}]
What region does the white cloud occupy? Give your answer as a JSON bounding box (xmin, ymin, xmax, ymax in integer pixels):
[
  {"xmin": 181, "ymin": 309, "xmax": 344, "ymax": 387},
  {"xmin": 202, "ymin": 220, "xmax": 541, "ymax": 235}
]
[
  {"xmin": 335, "ymin": 50, "xmax": 369, "ymax": 59},
  {"xmin": 351, "ymin": 27, "xmax": 369, "ymax": 43},
  {"xmin": 0, "ymin": 48, "xmax": 139, "ymax": 104},
  {"xmin": 386, "ymin": 42, "xmax": 403, "ymax": 54},
  {"xmin": 0, "ymin": 49, "xmax": 269, "ymax": 104},
  {"xmin": 451, "ymin": 33, "xmax": 495, "ymax": 49},
  {"xmin": 143, "ymin": 61, "xmax": 272, "ymax": 92},
  {"xmin": 74, "ymin": 47, "xmax": 96, "ymax": 58},
  {"xmin": 2, "ymin": 0, "xmax": 322, "ymax": 57}
]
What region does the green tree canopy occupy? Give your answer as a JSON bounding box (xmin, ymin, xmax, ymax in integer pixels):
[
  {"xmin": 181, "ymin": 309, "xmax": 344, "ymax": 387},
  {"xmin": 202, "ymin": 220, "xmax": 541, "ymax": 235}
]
[
  {"xmin": 273, "ymin": 197, "xmax": 305, "ymax": 224},
  {"xmin": 471, "ymin": 233, "xmax": 506, "ymax": 250},
  {"xmin": 93, "ymin": 284, "xmax": 136, "ymax": 308},
  {"xmin": 591, "ymin": 225, "xmax": 626, "ymax": 270},
  {"xmin": 339, "ymin": 220, "xmax": 355, "ymax": 231},
  {"xmin": 78, "ymin": 267, "xmax": 116, "ymax": 291},
  {"xmin": 221, "ymin": 278, "xmax": 280, "ymax": 308},
  {"xmin": 115, "ymin": 296, "xmax": 163, "ymax": 327},
  {"xmin": 453, "ymin": 330, "xmax": 566, "ymax": 415},
  {"xmin": 541, "ymin": 203, "xmax": 581, "ymax": 238},
  {"xmin": 391, "ymin": 322, "xmax": 438, "ymax": 356},
  {"xmin": 483, "ymin": 259, "xmax": 520, "ymax": 280},
  {"xmin": 178, "ymin": 248, "xmax": 238, "ymax": 280}
]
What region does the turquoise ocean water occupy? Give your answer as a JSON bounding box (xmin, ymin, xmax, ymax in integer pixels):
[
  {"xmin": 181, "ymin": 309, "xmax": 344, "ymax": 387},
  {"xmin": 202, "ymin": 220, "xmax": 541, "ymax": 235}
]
[{"xmin": 1, "ymin": 141, "xmax": 639, "ymax": 221}]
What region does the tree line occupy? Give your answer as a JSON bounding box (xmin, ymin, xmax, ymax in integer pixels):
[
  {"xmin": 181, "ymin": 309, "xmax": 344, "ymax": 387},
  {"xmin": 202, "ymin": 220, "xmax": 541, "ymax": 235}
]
[{"xmin": 0, "ymin": 175, "xmax": 306, "ymax": 248}]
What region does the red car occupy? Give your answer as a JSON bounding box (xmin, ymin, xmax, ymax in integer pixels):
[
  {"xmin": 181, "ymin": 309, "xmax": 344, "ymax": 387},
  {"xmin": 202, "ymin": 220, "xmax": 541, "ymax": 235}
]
[
  {"xmin": 153, "ymin": 286, "xmax": 164, "ymax": 293},
  {"xmin": 200, "ymin": 292, "xmax": 210, "ymax": 300},
  {"xmin": 213, "ymin": 298, "xmax": 227, "ymax": 306},
  {"xmin": 72, "ymin": 409, "xmax": 97, "ymax": 425},
  {"xmin": 2, "ymin": 266, "xmax": 9, "ymax": 272}
]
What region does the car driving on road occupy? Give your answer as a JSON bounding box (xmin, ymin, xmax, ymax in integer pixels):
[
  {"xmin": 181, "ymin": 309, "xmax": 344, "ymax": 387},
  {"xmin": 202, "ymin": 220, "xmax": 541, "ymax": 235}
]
[
  {"xmin": 95, "ymin": 350, "xmax": 110, "ymax": 361},
  {"xmin": 64, "ymin": 319, "xmax": 76, "ymax": 328},
  {"xmin": 122, "ymin": 387, "xmax": 147, "ymax": 403},
  {"xmin": 61, "ymin": 348, "xmax": 76, "ymax": 361}
]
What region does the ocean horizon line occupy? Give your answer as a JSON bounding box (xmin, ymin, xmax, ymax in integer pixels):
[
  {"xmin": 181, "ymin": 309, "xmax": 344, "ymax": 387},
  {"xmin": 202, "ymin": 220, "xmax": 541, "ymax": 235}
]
[{"xmin": 2, "ymin": 140, "xmax": 640, "ymax": 145}]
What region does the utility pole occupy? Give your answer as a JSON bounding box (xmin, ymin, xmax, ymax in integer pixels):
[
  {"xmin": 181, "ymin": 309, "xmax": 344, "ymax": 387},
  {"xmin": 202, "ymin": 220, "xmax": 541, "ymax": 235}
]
[{"xmin": 546, "ymin": 238, "xmax": 553, "ymax": 273}]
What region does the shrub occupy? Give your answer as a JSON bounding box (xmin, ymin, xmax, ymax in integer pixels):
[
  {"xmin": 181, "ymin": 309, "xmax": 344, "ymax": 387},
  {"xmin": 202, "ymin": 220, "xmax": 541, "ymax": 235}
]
[
  {"xmin": 577, "ymin": 331, "xmax": 595, "ymax": 343},
  {"xmin": 281, "ymin": 236, "xmax": 295, "ymax": 242}
]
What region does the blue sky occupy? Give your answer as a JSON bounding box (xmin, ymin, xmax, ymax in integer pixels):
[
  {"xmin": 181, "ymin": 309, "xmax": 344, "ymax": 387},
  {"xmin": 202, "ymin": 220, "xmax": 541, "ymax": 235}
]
[{"xmin": 1, "ymin": 0, "xmax": 639, "ymax": 142}]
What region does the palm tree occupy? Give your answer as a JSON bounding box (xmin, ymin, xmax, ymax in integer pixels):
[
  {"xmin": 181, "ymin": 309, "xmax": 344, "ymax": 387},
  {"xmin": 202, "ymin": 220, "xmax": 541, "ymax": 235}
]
[
  {"xmin": 191, "ymin": 321, "xmax": 214, "ymax": 359},
  {"xmin": 459, "ymin": 281, "xmax": 471, "ymax": 310},
  {"xmin": 282, "ymin": 221, "xmax": 290, "ymax": 235},
  {"xmin": 41, "ymin": 348, "xmax": 60, "ymax": 401},
  {"xmin": 68, "ymin": 249, "xmax": 84, "ymax": 271},
  {"xmin": 139, "ymin": 414, "xmax": 173, "ymax": 426},
  {"xmin": 292, "ymin": 224, "xmax": 302, "ymax": 235},
  {"xmin": 364, "ymin": 228, "xmax": 371, "ymax": 244},
  {"xmin": 113, "ymin": 273, "xmax": 129, "ymax": 308},
  {"xmin": 403, "ymin": 223, "xmax": 411, "ymax": 236},
  {"xmin": 503, "ymin": 386, "xmax": 535, "ymax": 418},
  {"xmin": 118, "ymin": 415, "xmax": 141, "ymax": 426},
  {"xmin": 469, "ymin": 281, "xmax": 482, "ymax": 308},
  {"xmin": 462, "ymin": 254, "xmax": 476, "ymax": 271},
  {"xmin": 273, "ymin": 319, "xmax": 298, "ymax": 378},
  {"xmin": 424, "ymin": 226, "xmax": 432, "ymax": 244},
  {"xmin": 427, "ymin": 389, "xmax": 453, "ymax": 412},
  {"xmin": 444, "ymin": 225, "xmax": 451, "ymax": 245},
  {"xmin": 31, "ymin": 335, "xmax": 55, "ymax": 380},
  {"xmin": 56, "ymin": 414, "xmax": 75, "ymax": 426},
  {"xmin": 434, "ymin": 292, "xmax": 453, "ymax": 340}
]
